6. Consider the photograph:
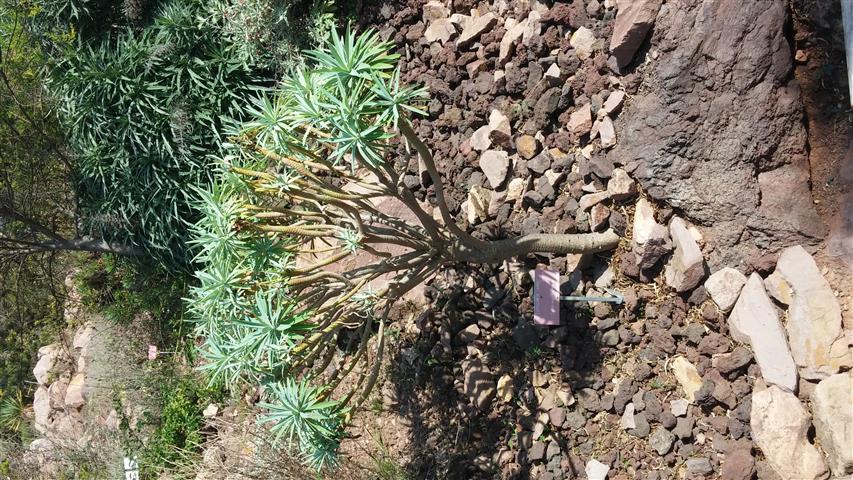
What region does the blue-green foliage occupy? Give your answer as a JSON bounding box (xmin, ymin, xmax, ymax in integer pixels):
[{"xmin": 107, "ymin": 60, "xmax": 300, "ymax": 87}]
[
  {"xmin": 259, "ymin": 378, "xmax": 342, "ymax": 471},
  {"xmin": 185, "ymin": 27, "xmax": 428, "ymax": 471},
  {"xmin": 187, "ymin": 174, "xmax": 345, "ymax": 470}
]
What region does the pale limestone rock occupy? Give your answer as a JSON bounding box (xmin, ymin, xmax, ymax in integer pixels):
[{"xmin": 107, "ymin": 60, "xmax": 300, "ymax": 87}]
[
  {"xmin": 578, "ymin": 191, "xmax": 611, "ymax": 211},
  {"xmin": 599, "ymin": 116, "xmax": 616, "ymax": 148},
  {"xmin": 479, "ymin": 150, "xmax": 510, "ymax": 189},
  {"xmin": 751, "ymin": 385, "xmax": 829, "ymax": 480},
  {"xmin": 632, "ymin": 198, "xmax": 657, "ymax": 244},
  {"xmin": 764, "ymin": 271, "xmax": 792, "ymax": 305},
  {"xmin": 33, "ymin": 386, "xmax": 50, "ymax": 434},
  {"xmin": 497, "ymin": 374, "xmax": 514, "ymax": 403},
  {"xmin": 571, "ymin": 26, "xmax": 596, "ymax": 60},
  {"xmin": 606, "ymin": 168, "xmax": 636, "ymax": 200},
  {"xmin": 544, "ymin": 63, "xmax": 561, "ymax": 81},
  {"xmin": 590, "ymin": 118, "xmax": 602, "ymax": 140},
  {"xmin": 47, "ymin": 376, "xmax": 69, "ymax": 410},
  {"xmin": 488, "ymin": 109, "xmax": 511, "ymax": 146},
  {"xmin": 448, "ymin": 13, "xmax": 467, "ymax": 26},
  {"xmin": 568, "ymin": 103, "xmax": 593, "ymax": 136},
  {"xmin": 203, "ymin": 403, "xmax": 219, "ymax": 418},
  {"xmin": 812, "ymin": 373, "xmax": 853, "ymax": 476},
  {"xmin": 704, "ymin": 267, "xmax": 748, "ymax": 312},
  {"xmin": 505, "ymin": 177, "xmax": 526, "ymax": 203},
  {"xmin": 424, "ymin": 18, "xmax": 457, "ymax": 44},
  {"xmin": 456, "ymin": 13, "xmax": 497, "ymax": 49},
  {"xmin": 64, "ymin": 372, "xmax": 86, "ymax": 409},
  {"xmin": 670, "ymin": 398, "xmax": 689, "ymax": 417},
  {"xmin": 602, "ymin": 90, "xmax": 626, "ymax": 116},
  {"xmin": 728, "ymin": 274, "xmax": 798, "ymax": 391},
  {"xmin": 470, "ymin": 125, "xmax": 492, "ymax": 151},
  {"xmin": 467, "ymin": 185, "xmax": 491, "ymax": 224},
  {"xmin": 671, "ymin": 356, "xmax": 703, "ymax": 402},
  {"xmin": 33, "ymin": 343, "xmax": 59, "ymax": 385},
  {"xmin": 498, "ymin": 19, "xmax": 526, "ymax": 64},
  {"xmin": 423, "ymin": 0, "xmax": 449, "ymax": 23},
  {"xmin": 586, "ymin": 459, "xmax": 610, "ymax": 480},
  {"xmin": 72, "ymin": 322, "xmax": 94, "ymax": 351},
  {"xmin": 621, "ymin": 403, "xmax": 636, "ymax": 429},
  {"xmin": 522, "ymin": 11, "xmax": 542, "ymax": 45},
  {"xmin": 664, "ymin": 217, "xmax": 705, "ymax": 292},
  {"xmin": 543, "ymin": 169, "xmax": 564, "ymax": 189},
  {"xmin": 583, "ymin": 182, "xmax": 602, "ymax": 193},
  {"xmin": 773, "ymin": 245, "xmax": 849, "ymax": 378}
]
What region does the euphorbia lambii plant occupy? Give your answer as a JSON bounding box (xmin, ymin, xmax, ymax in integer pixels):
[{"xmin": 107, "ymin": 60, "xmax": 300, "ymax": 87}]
[{"xmin": 188, "ymin": 27, "xmax": 620, "ymax": 468}]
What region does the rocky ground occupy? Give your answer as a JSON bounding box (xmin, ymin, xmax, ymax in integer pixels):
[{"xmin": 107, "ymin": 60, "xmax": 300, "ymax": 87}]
[{"xmin": 334, "ymin": 0, "xmax": 853, "ymax": 479}]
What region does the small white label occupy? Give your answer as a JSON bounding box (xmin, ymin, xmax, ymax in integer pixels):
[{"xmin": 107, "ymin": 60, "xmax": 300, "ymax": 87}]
[{"xmin": 124, "ymin": 457, "xmax": 139, "ymax": 480}]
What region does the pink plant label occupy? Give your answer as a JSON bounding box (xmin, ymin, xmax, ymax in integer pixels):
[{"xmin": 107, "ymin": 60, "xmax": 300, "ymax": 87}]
[
  {"xmin": 533, "ymin": 268, "xmax": 560, "ymax": 326},
  {"xmin": 147, "ymin": 345, "xmax": 158, "ymax": 361}
]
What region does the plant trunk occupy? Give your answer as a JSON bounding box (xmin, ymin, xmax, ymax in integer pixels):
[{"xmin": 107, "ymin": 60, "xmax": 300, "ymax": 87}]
[{"xmin": 446, "ymin": 230, "xmax": 621, "ymax": 264}]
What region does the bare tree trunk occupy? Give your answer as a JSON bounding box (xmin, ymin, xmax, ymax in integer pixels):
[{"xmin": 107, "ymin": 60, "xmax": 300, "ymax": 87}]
[
  {"xmin": 0, "ymin": 236, "xmax": 142, "ymax": 257},
  {"xmin": 53, "ymin": 237, "xmax": 142, "ymax": 256}
]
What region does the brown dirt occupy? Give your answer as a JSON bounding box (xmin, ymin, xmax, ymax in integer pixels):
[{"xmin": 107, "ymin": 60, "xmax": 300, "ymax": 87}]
[{"xmin": 790, "ymin": 0, "xmax": 853, "ymax": 326}]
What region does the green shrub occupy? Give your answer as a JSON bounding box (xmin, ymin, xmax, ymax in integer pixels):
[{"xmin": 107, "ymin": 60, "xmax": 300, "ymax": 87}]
[
  {"xmin": 140, "ymin": 377, "xmax": 213, "ymax": 473},
  {"xmin": 22, "ymin": 0, "xmax": 121, "ymax": 45},
  {"xmin": 186, "ymin": 27, "xmax": 421, "ymax": 471},
  {"xmin": 114, "ymin": 372, "xmax": 222, "ymax": 479},
  {"xmin": 41, "ymin": 0, "xmax": 266, "ymax": 269},
  {"xmin": 212, "ymin": 0, "xmax": 337, "ymax": 74},
  {"xmin": 75, "ymin": 254, "xmax": 186, "ymax": 334}
]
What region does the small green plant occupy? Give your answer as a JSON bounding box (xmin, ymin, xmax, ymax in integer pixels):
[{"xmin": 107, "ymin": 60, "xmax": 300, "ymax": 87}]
[
  {"xmin": 0, "ymin": 390, "xmax": 28, "ymax": 440},
  {"xmin": 75, "ymin": 254, "xmax": 186, "ymax": 330},
  {"xmin": 648, "ymin": 377, "xmax": 672, "ymax": 390},
  {"xmin": 364, "ymin": 429, "xmax": 409, "ymax": 480},
  {"xmin": 114, "ymin": 373, "xmax": 222, "ymax": 479},
  {"xmin": 369, "ymin": 398, "xmax": 384, "ymax": 414},
  {"xmin": 526, "ymin": 346, "xmax": 544, "ymax": 360},
  {"xmin": 258, "ymin": 378, "xmax": 341, "ymax": 470}
]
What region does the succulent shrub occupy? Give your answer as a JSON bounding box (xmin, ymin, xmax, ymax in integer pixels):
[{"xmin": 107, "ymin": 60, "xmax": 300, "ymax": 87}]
[{"xmin": 188, "ymin": 27, "xmax": 620, "ymax": 469}]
